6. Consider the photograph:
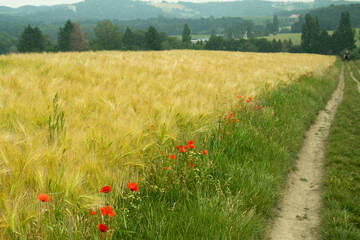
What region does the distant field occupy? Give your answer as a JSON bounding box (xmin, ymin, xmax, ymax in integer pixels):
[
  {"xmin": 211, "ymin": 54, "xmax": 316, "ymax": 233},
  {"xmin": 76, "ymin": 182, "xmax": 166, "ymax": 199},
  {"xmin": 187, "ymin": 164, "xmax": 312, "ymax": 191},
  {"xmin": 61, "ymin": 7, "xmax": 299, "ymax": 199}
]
[
  {"xmin": 242, "ymin": 16, "xmax": 294, "ymax": 24},
  {"xmin": 172, "ymin": 34, "xmax": 210, "ymax": 40},
  {"xmin": 260, "ymin": 28, "xmax": 360, "ymax": 47},
  {"xmin": 0, "ymin": 51, "xmax": 336, "ymax": 238},
  {"xmin": 259, "ymin": 32, "xmax": 301, "ymax": 45}
]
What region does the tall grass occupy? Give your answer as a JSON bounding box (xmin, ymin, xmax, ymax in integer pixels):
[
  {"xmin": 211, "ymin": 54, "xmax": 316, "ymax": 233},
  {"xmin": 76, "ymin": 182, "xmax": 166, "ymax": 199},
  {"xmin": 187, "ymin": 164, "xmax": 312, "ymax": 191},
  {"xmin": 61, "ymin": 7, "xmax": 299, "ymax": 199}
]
[
  {"xmin": 0, "ymin": 50, "xmax": 335, "ymax": 238},
  {"xmin": 321, "ymin": 61, "xmax": 360, "ymax": 239}
]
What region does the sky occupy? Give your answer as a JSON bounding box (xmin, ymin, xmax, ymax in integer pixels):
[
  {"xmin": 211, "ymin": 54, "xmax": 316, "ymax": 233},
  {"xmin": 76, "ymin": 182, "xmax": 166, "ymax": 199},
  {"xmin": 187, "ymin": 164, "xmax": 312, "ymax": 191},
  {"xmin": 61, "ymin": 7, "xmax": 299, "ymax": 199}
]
[{"xmin": 0, "ymin": 0, "xmax": 317, "ymax": 8}]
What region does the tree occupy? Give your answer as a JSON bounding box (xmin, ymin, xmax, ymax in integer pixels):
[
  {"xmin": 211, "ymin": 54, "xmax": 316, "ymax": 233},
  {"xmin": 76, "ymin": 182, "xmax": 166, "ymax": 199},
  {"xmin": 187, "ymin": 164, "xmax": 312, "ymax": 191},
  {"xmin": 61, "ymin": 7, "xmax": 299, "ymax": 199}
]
[
  {"xmin": 205, "ymin": 35, "xmax": 226, "ymax": 50},
  {"xmin": 94, "ymin": 20, "xmax": 121, "ymax": 50},
  {"xmin": 331, "ymin": 11, "xmax": 355, "ymax": 54},
  {"xmin": 272, "ymin": 15, "xmax": 279, "ymax": 35},
  {"xmin": 18, "ymin": 25, "xmax": 45, "ymax": 53},
  {"xmin": 226, "ymin": 27, "xmax": 233, "ymax": 40},
  {"xmin": 69, "ymin": 22, "xmax": 89, "ymax": 51},
  {"xmin": 301, "ymin": 14, "xmax": 321, "ymax": 53},
  {"xmin": 57, "ymin": 20, "xmax": 74, "ymax": 51},
  {"xmin": 182, "ymin": 23, "xmax": 191, "ymax": 45},
  {"xmin": 319, "ymin": 29, "xmax": 331, "ymax": 54},
  {"xmin": 144, "ymin": 26, "xmax": 161, "ymax": 50},
  {"xmin": 122, "ymin": 27, "xmax": 135, "ymax": 50},
  {"xmin": 0, "ymin": 32, "xmax": 16, "ymax": 54},
  {"xmin": 291, "ymin": 15, "xmax": 304, "ymax": 33}
]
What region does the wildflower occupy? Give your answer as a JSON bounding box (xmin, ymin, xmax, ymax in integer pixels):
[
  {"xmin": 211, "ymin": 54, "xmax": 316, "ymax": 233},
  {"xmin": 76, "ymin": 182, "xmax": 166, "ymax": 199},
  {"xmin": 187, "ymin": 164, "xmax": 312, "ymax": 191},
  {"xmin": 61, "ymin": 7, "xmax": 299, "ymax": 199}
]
[
  {"xmin": 181, "ymin": 147, "xmax": 187, "ymax": 153},
  {"xmin": 226, "ymin": 112, "xmax": 234, "ymax": 119},
  {"xmin": 169, "ymin": 155, "xmax": 176, "ymax": 160},
  {"xmin": 128, "ymin": 182, "xmax": 139, "ymax": 192},
  {"xmin": 176, "ymin": 145, "xmax": 181, "ymax": 149},
  {"xmin": 189, "ymin": 144, "xmax": 195, "ymax": 149},
  {"xmin": 98, "ymin": 223, "xmax": 109, "ymax": 232},
  {"xmin": 38, "ymin": 193, "xmax": 50, "ymax": 202},
  {"xmin": 90, "ymin": 210, "xmax": 97, "ymax": 215},
  {"xmin": 237, "ymin": 95, "xmax": 241, "ymax": 98},
  {"xmin": 163, "ymin": 167, "xmax": 168, "ymax": 170},
  {"xmin": 100, "ymin": 186, "xmax": 112, "ymax": 193},
  {"xmin": 100, "ymin": 206, "xmax": 116, "ymax": 217},
  {"xmin": 188, "ymin": 140, "xmax": 194, "ymax": 145},
  {"xmin": 189, "ymin": 159, "xmax": 194, "ymax": 168},
  {"xmin": 150, "ymin": 125, "xmax": 155, "ymax": 127},
  {"xmin": 296, "ymin": 78, "xmax": 300, "ymax": 82},
  {"xmin": 183, "ymin": 145, "xmax": 189, "ymax": 149},
  {"xmin": 248, "ymin": 97, "xmax": 252, "ymax": 100},
  {"xmin": 246, "ymin": 100, "xmax": 250, "ymax": 103},
  {"xmin": 201, "ymin": 150, "xmax": 208, "ymax": 155}
]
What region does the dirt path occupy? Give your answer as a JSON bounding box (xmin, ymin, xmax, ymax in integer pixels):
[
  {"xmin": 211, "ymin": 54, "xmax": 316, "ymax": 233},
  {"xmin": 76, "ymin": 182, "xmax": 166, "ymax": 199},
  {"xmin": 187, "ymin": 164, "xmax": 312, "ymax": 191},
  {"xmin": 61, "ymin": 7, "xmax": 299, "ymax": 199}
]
[
  {"xmin": 348, "ymin": 65, "xmax": 360, "ymax": 93},
  {"xmin": 267, "ymin": 65, "xmax": 345, "ymax": 240}
]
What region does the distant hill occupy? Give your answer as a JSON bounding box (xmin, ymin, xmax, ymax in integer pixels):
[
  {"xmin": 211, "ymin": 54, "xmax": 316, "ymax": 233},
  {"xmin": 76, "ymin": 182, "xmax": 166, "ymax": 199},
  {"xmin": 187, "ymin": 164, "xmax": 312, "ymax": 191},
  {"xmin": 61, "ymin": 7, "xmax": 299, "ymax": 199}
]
[
  {"xmin": 0, "ymin": 0, "xmax": 359, "ymax": 23},
  {"xmin": 279, "ymin": 3, "xmax": 360, "ymax": 30}
]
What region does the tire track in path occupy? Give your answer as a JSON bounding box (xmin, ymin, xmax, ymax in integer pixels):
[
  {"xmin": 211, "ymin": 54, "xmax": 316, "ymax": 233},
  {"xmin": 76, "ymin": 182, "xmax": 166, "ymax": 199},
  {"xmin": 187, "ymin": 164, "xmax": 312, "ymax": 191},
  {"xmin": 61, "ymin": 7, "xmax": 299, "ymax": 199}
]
[
  {"xmin": 348, "ymin": 64, "xmax": 360, "ymax": 93},
  {"xmin": 267, "ymin": 64, "xmax": 345, "ymax": 240}
]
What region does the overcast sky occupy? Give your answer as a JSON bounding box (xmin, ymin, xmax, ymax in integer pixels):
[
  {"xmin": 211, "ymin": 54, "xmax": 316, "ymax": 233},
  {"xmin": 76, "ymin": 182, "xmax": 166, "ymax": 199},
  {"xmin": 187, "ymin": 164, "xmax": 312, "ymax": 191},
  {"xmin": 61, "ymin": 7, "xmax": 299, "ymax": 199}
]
[{"xmin": 0, "ymin": 0, "xmax": 316, "ymax": 8}]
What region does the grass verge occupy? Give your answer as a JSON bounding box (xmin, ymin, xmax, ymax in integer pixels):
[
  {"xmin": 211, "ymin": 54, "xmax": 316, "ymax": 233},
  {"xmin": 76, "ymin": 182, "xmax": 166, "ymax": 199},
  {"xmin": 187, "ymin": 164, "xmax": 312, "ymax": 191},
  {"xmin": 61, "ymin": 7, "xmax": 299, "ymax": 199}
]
[
  {"xmin": 109, "ymin": 62, "xmax": 340, "ymax": 240},
  {"xmin": 321, "ymin": 61, "xmax": 360, "ymax": 239}
]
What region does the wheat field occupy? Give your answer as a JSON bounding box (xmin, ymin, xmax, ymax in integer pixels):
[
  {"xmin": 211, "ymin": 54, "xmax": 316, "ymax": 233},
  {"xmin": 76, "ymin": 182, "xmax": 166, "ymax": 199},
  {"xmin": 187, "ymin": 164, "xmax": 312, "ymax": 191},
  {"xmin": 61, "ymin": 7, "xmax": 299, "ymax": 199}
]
[{"xmin": 0, "ymin": 50, "xmax": 335, "ymax": 235}]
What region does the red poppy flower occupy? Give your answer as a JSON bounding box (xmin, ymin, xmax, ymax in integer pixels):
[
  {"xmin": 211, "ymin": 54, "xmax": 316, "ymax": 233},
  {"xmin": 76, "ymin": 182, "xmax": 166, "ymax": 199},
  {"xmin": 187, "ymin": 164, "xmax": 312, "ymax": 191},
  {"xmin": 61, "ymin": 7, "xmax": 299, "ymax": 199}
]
[
  {"xmin": 100, "ymin": 186, "xmax": 112, "ymax": 193},
  {"xmin": 201, "ymin": 150, "xmax": 208, "ymax": 155},
  {"xmin": 38, "ymin": 193, "xmax": 50, "ymax": 202},
  {"xmin": 188, "ymin": 140, "xmax": 194, "ymax": 145},
  {"xmin": 176, "ymin": 145, "xmax": 181, "ymax": 149},
  {"xmin": 169, "ymin": 155, "xmax": 176, "ymax": 159},
  {"xmin": 246, "ymin": 100, "xmax": 250, "ymax": 103},
  {"xmin": 128, "ymin": 182, "xmax": 139, "ymax": 192},
  {"xmin": 189, "ymin": 144, "xmax": 195, "ymax": 149},
  {"xmin": 100, "ymin": 206, "xmax": 116, "ymax": 217},
  {"xmin": 98, "ymin": 223, "xmax": 109, "ymax": 232},
  {"xmin": 237, "ymin": 95, "xmax": 241, "ymax": 98},
  {"xmin": 90, "ymin": 210, "xmax": 97, "ymax": 215},
  {"xmin": 183, "ymin": 145, "xmax": 189, "ymax": 149},
  {"xmin": 152, "ymin": 128, "xmax": 156, "ymax": 131},
  {"xmin": 150, "ymin": 125, "xmax": 155, "ymax": 127},
  {"xmin": 248, "ymin": 97, "xmax": 252, "ymax": 100},
  {"xmin": 163, "ymin": 167, "xmax": 168, "ymax": 170},
  {"xmin": 180, "ymin": 147, "xmax": 187, "ymax": 153},
  {"xmin": 189, "ymin": 163, "xmax": 194, "ymax": 167}
]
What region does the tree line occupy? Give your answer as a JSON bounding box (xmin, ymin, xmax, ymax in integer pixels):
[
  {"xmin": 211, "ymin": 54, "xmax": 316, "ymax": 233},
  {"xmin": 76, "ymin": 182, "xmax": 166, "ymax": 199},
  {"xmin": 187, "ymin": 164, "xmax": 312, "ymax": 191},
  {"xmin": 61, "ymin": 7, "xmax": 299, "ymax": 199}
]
[
  {"xmin": 14, "ymin": 18, "xmax": 290, "ymax": 53},
  {"xmin": 300, "ymin": 11, "xmax": 357, "ymax": 58},
  {"xmin": 10, "ymin": 11, "xmax": 359, "ymax": 59},
  {"xmin": 16, "ymin": 20, "xmax": 187, "ymax": 52}
]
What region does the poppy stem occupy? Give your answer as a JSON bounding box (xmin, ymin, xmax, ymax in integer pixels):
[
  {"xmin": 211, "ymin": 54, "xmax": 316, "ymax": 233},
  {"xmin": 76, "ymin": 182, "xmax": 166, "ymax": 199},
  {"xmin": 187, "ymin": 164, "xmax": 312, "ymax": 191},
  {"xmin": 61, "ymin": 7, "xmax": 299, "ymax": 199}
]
[{"xmin": 38, "ymin": 203, "xmax": 41, "ymax": 240}]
